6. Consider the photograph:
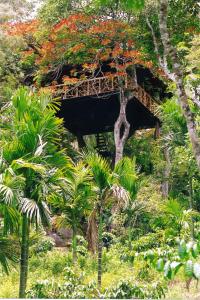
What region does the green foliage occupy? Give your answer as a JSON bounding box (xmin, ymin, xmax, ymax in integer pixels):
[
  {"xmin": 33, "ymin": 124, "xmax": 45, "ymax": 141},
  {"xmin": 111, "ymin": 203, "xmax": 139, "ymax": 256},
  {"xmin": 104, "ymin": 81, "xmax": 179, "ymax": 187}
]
[
  {"xmin": 32, "ymin": 236, "xmax": 55, "ymax": 254},
  {"xmin": 27, "ymin": 266, "xmax": 94, "ymax": 299},
  {"xmin": 0, "ymin": 236, "xmax": 19, "ymax": 274},
  {"xmin": 29, "ymin": 250, "xmax": 72, "ymax": 275},
  {"xmin": 114, "ymin": 157, "xmax": 138, "ymax": 199},
  {"xmin": 102, "ymin": 232, "xmax": 115, "ymax": 249},
  {"xmin": 38, "ymin": 0, "xmax": 81, "ymax": 25},
  {"xmin": 132, "ymin": 231, "xmax": 164, "ymax": 252},
  {"xmin": 142, "ymin": 239, "xmax": 200, "ymax": 282},
  {"xmin": 95, "ymin": 0, "xmax": 145, "ymax": 11},
  {"xmin": 1, "ymin": 1, "xmax": 200, "ymax": 298},
  {"xmin": 86, "ymin": 153, "xmax": 111, "ymax": 192},
  {"xmin": 104, "ymin": 279, "xmax": 167, "ymax": 299}
]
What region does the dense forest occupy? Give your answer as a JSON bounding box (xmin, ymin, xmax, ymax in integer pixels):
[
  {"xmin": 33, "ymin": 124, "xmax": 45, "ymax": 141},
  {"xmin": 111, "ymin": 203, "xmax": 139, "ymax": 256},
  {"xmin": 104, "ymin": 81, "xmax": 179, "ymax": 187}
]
[{"xmin": 0, "ymin": 0, "xmax": 200, "ymax": 298}]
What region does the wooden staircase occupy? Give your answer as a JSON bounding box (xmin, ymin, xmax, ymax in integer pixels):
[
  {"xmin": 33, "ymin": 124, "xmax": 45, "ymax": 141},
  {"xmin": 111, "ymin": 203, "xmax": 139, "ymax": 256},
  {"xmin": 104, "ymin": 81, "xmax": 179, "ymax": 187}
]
[{"xmin": 95, "ymin": 133, "xmax": 111, "ymax": 157}]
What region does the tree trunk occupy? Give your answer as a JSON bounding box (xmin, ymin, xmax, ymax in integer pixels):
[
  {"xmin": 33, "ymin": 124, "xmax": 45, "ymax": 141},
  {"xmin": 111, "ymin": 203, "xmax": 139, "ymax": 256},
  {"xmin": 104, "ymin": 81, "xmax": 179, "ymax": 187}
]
[
  {"xmin": 19, "ymin": 214, "xmax": 30, "ymax": 298},
  {"xmin": 189, "ymin": 176, "xmax": 195, "ymax": 239},
  {"xmin": 97, "ymin": 201, "xmax": 103, "ymax": 289},
  {"xmin": 159, "ymin": 0, "xmax": 200, "ymax": 170},
  {"xmin": 72, "ymin": 225, "xmax": 77, "ymax": 263},
  {"xmin": 162, "ymin": 146, "xmax": 171, "ymax": 198},
  {"xmin": 128, "ymin": 227, "xmax": 132, "ymax": 250},
  {"xmin": 114, "ymin": 88, "xmax": 130, "ymax": 165},
  {"xmin": 154, "ymin": 121, "xmax": 161, "ymax": 140}
]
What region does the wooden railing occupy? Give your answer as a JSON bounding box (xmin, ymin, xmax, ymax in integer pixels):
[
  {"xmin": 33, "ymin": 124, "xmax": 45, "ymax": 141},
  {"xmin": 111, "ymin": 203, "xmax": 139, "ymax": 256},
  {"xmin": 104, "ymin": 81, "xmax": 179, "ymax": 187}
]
[{"xmin": 51, "ymin": 74, "xmax": 159, "ymax": 116}]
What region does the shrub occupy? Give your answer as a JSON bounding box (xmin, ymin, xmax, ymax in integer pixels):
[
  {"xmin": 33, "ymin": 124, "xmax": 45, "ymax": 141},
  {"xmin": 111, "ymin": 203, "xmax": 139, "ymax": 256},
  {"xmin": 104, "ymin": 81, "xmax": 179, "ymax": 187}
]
[
  {"xmin": 29, "ymin": 250, "xmax": 72, "ymax": 275},
  {"xmin": 76, "ymin": 235, "xmax": 88, "ymax": 248},
  {"xmin": 131, "ymin": 231, "xmax": 164, "ymax": 252},
  {"xmin": 119, "ymin": 248, "xmax": 135, "ymax": 263},
  {"xmin": 27, "ymin": 266, "xmax": 96, "ymax": 299},
  {"xmin": 102, "ymin": 232, "xmax": 115, "ymax": 250},
  {"xmin": 77, "ymin": 245, "xmax": 88, "ymax": 256},
  {"xmin": 103, "ymin": 279, "xmax": 167, "ymax": 299},
  {"xmin": 77, "ymin": 255, "xmax": 87, "ymax": 269},
  {"xmin": 32, "ymin": 237, "xmax": 55, "ymax": 254}
]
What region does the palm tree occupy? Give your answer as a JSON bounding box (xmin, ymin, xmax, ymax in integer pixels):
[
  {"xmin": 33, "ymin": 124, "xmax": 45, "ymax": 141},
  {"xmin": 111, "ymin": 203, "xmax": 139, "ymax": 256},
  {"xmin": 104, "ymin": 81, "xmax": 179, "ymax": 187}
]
[
  {"xmin": 0, "ymin": 88, "xmax": 69, "ymax": 298},
  {"xmin": 113, "ymin": 157, "xmax": 140, "ymax": 248},
  {"xmin": 50, "ymin": 161, "xmax": 93, "ymax": 263},
  {"xmin": 86, "ymin": 154, "xmax": 132, "ymax": 288}
]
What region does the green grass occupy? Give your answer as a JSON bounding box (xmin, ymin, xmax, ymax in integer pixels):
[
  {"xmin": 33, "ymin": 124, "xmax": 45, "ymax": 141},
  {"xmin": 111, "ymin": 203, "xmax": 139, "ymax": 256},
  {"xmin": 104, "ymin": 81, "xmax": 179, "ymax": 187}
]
[{"xmin": 0, "ymin": 247, "xmax": 200, "ymax": 299}]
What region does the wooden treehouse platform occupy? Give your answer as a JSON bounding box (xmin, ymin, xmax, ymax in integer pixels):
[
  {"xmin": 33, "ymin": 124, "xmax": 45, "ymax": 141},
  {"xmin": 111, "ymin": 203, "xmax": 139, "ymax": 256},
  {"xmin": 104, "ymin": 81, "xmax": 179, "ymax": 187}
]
[{"xmin": 54, "ymin": 74, "xmax": 161, "ymax": 137}]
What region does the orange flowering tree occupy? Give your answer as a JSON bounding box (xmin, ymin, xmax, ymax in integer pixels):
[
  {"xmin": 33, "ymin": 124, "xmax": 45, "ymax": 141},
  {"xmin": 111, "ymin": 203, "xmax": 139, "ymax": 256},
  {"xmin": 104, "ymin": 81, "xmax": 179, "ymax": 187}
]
[
  {"xmin": 5, "ymin": 14, "xmax": 156, "ymax": 86},
  {"xmin": 38, "ymin": 14, "xmax": 154, "ymax": 81}
]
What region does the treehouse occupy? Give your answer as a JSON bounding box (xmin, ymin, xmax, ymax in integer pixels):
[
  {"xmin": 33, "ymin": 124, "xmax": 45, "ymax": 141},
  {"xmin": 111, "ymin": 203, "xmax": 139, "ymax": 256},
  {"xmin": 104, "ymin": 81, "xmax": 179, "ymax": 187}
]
[
  {"xmin": 8, "ymin": 15, "xmax": 169, "ymax": 158},
  {"xmin": 49, "ymin": 64, "xmax": 168, "ymax": 155}
]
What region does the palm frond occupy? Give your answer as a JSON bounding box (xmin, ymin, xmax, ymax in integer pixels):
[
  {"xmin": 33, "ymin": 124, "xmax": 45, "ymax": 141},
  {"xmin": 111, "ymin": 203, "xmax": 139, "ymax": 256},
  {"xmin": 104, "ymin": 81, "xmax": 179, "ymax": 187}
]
[
  {"xmin": 111, "ymin": 184, "xmax": 130, "ymax": 206},
  {"xmin": 12, "ymin": 159, "xmax": 46, "ymax": 174},
  {"xmin": 0, "ymin": 184, "xmax": 14, "ymax": 205},
  {"xmin": 114, "ymin": 157, "xmax": 138, "ymax": 198},
  {"xmin": 53, "ymin": 214, "xmax": 71, "ymax": 229},
  {"xmin": 0, "ymin": 204, "xmax": 20, "ymax": 235},
  {"xmin": 0, "ymin": 169, "xmax": 24, "ymax": 205},
  {"xmin": 20, "ymin": 198, "xmax": 51, "ymax": 227},
  {"xmin": 86, "ymin": 153, "xmax": 111, "ymax": 191},
  {"xmin": 34, "ymin": 135, "xmax": 47, "ymax": 157},
  {"xmin": 0, "ymin": 236, "xmax": 19, "ymax": 274}
]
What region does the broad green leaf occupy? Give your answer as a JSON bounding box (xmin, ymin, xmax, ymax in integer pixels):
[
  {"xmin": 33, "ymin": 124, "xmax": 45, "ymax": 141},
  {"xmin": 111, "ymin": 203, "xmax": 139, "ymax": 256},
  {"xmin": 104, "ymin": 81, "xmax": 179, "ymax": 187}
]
[
  {"xmin": 184, "ymin": 260, "xmax": 193, "ymax": 277},
  {"xmin": 186, "ymin": 241, "xmax": 193, "ymax": 253},
  {"xmin": 146, "ymin": 250, "xmax": 155, "ymax": 263},
  {"xmin": 192, "ymin": 244, "xmax": 199, "ymax": 258},
  {"xmin": 178, "ymin": 240, "xmax": 188, "ymax": 259},
  {"xmin": 157, "ymin": 258, "xmax": 164, "ymax": 272},
  {"xmin": 193, "ymin": 263, "xmax": 200, "ymax": 279},
  {"xmin": 164, "ymin": 261, "xmax": 172, "ymax": 279},
  {"xmin": 171, "ymin": 261, "xmax": 182, "ymax": 276}
]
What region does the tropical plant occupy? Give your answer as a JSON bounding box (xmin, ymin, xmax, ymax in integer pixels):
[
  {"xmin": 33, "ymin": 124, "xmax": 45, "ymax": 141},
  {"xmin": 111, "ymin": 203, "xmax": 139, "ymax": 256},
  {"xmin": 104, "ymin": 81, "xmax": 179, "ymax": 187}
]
[
  {"xmin": 49, "ymin": 161, "xmax": 93, "ymax": 262},
  {"xmin": 141, "ymin": 238, "xmax": 200, "ymax": 290},
  {"xmin": 86, "ymin": 154, "xmax": 137, "ymax": 288},
  {"xmin": 0, "ymin": 236, "xmax": 19, "ymax": 274},
  {"xmin": 104, "ymin": 279, "xmax": 166, "ymax": 299},
  {"xmin": 27, "ymin": 266, "xmax": 96, "ymax": 299},
  {"xmin": 0, "ymin": 87, "xmax": 69, "ymax": 298}
]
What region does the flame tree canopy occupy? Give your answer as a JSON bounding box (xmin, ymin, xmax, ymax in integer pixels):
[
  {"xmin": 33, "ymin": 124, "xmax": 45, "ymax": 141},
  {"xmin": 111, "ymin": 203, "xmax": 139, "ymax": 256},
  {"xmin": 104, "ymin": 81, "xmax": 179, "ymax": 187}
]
[{"xmin": 6, "ymin": 13, "xmax": 162, "ymax": 87}]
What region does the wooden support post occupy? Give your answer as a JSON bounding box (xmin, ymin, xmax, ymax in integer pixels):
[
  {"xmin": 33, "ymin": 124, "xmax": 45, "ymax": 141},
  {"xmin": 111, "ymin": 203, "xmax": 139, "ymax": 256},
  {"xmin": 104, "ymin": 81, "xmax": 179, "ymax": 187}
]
[
  {"xmin": 76, "ymin": 87, "xmax": 78, "ymax": 98},
  {"xmin": 111, "ymin": 77, "xmax": 114, "ymax": 90},
  {"xmin": 154, "ymin": 121, "xmax": 161, "ymax": 139},
  {"xmin": 98, "ymin": 78, "xmax": 101, "ymax": 94},
  {"xmin": 76, "ymin": 133, "xmax": 86, "ymax": 149}
]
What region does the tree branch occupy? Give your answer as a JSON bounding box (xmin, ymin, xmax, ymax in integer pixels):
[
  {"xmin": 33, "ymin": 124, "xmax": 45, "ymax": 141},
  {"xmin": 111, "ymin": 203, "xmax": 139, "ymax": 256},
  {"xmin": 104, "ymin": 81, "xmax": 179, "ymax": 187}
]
[
  {"xmin": 158, "ymin": 0, "xmax": 200, "ymax": 170},
  {"xmin": 146, "ymin": 15, "xmax": 175, "ymax": 81}
]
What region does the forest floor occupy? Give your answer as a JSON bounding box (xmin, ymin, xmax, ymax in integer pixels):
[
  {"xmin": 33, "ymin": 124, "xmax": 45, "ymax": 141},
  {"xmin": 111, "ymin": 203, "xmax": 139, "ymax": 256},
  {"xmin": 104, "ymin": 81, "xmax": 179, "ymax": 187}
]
[
  {"xmin": 166, "ymin": 280, "xmax": 200, "ymax": 299},
  {"xmin": 0, "ymin": 248, "xmax": 200, "ymax": 299}
]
